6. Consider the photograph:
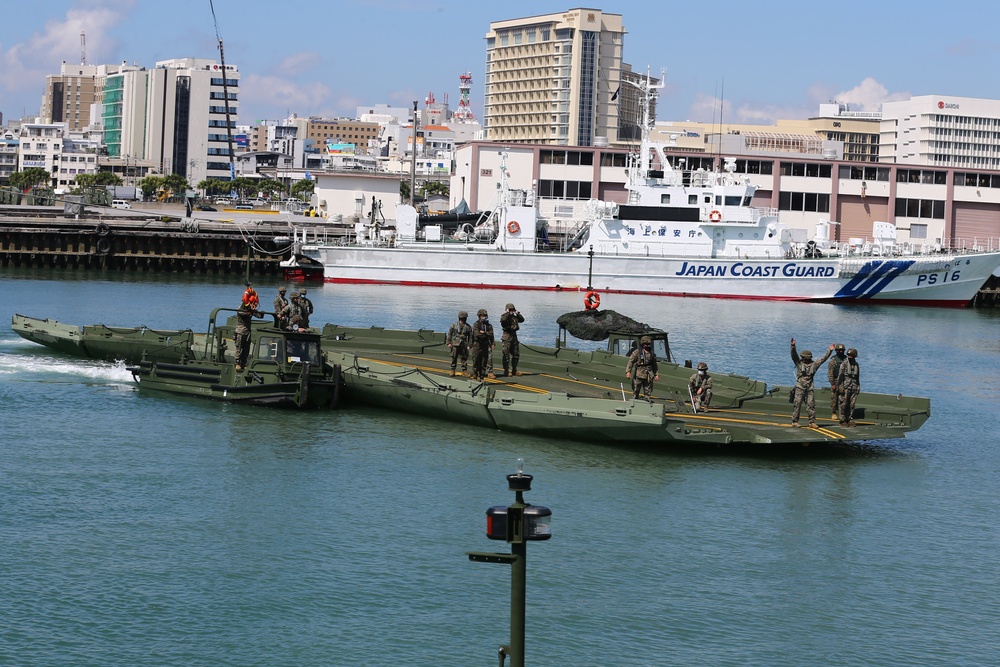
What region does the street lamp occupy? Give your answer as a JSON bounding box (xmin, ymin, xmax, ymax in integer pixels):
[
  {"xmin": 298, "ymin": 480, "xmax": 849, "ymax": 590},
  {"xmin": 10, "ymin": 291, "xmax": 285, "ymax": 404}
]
[{"xmin": 468, "ymin": 459, "xmax": 552, "ymax": 667}]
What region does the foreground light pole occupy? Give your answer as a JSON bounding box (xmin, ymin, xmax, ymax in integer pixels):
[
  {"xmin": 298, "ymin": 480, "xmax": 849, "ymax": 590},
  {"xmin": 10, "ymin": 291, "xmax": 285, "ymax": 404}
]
[{"xmin": 468, "ymin": 460, "xmax": 552, "ymax": 667}]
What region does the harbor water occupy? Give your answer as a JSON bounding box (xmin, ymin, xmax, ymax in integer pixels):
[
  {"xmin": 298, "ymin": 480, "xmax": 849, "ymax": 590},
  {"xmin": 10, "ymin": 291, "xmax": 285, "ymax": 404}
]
[{"xmin": 2, "ymin": 268, "xmax": 999, "ymax": 667}]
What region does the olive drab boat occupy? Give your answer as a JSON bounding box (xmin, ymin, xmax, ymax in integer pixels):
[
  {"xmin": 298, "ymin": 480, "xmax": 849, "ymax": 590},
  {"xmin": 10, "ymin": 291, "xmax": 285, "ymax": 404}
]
[
  {"xmin": 13, "ymin": 310, "xmax": 343, "ymax": 409},
  {"xmin": 125, "ymin": 308, "xmax": 343, "ymax": 408}
]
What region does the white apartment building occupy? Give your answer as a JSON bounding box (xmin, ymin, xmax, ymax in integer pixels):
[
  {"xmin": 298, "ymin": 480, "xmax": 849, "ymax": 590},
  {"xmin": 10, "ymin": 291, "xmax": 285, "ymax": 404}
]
[
  {"xmin": 17, "ymin": 123, "xmax": 99, "ymax": 189},
  {"xmin": 484, "ymin": 9, "xmax": 625, "ymax": 146},
  {"xmin": 102, "ymin": 58, "xmax": 239, "ymax": 184},
  {"xmin": 0, "ymin": 130, "xmax": 18, "ymax": 181},
  {"xmin": 881, "ymin": 95, "xmax": 1000, "ymax": 169}
]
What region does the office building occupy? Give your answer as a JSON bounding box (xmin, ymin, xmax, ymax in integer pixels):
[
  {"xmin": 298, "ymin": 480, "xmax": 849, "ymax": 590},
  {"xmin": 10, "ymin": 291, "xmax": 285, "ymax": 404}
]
[{"xmin": 880, "ymin": 95, "xmax": 1000, "ymax": 169}]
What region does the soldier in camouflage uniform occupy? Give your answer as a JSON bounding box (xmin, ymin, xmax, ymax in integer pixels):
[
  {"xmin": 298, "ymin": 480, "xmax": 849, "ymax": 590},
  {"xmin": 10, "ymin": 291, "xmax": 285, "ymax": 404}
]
[
  {"xmin": 273, "ymin": 287, "xmax": 289, "ymax": 329},
  {"xmin": 625, "ymin": 335, "xmax": 659, "ymax": 399},
  {"xmin": 689, "ymin": 361, "xmax": 713, "ymax": 412},
  {"xmin": 234, "ymin": 298, "xmax": 262, "ymax": 371},
  {"xmin": 828, "ymin": 343, "xmax": 847, "ymax": 420},
  {"xmin": 280, "ymin": 292, "xmax": 305, "ymax": 331},
  {"xmin": 447, "ymin": 311, "xmax": 473, "ymax": 376},
  {"xmin": 499, "ymin": 303, "xmax": 525, "ymax": 376},
  {"xmin": 299, "ymin": 288, "xmax": 314, "ymax": 323},
  {"xmin": 790, "ymin": 338, "xmax": 835, "ymax": 427},
  {"xmin": 470, "ymin": 309, "xmax": 495, "ymax": 380},
  {"xmin": 838, "ymin": 348, "xmax": 861, "ymax": 427}
]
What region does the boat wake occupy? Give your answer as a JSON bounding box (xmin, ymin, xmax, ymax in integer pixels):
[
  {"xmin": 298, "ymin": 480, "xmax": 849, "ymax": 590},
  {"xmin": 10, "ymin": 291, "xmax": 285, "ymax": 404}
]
[{"xmin": 0, "ymin": 349, "xmax": 134, "ymax": 386}]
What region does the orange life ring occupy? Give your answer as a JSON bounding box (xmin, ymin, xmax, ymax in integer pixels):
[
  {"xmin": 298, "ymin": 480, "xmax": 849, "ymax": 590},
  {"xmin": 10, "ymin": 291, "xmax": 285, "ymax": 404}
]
[
  {"xmin": 584, "ymin": 291, "xmax": 601, "ymax": 310},
  {"xmin": 507, "ymin": 220, "xmax": 521, "ymax": 235},
  {"xmin": 709, "ymin": 209, "xmax": 722, "ymax": 222}
]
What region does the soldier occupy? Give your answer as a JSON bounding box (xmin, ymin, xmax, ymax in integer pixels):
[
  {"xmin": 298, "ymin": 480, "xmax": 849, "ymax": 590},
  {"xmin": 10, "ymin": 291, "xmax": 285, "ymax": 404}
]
[
  {"xmin": 297, "ymin": 289, "xmax": 313, "ymax": 329},
  {"xmin": 273, "ymin": 286, "xmax": 289, "ymax": 329},
  {"xmin": 499, "ymin": 302, "xmax": 525, "ymax": 376},
  {"xmin": 828, "ymin": 343, "xmax": 848, "ymax": 420},
  {"xmin": 625, "ymin": 335, "xmax": 659, "ymax": 399},
  {"xmin": 838, "ymin": 348, "xmax": 861, "ymax": 427},
  {"xmin": 281, "ymin": 292, "xmax": 304, "ymax": 331},
  {"xmin": 470, "ymin": 308, "xmax": 495, "ymax": 380},
  {"xmin": 689, "ymin": 362, "xmax": 713, "ymax": 412},
  {"xmin": 299, "ymin": 288, "xmax": 314, "ymax": 320},
  {"xmin": 234, "ymin": 298, "xmax": 262, "ymax": 371},
  {"xmin": 447, "ymin": 310, "xmax": 473, "ymax": 377},
  {"xmin": 790, "ymin": 338, "xmax": 835, "ymax": 428}
]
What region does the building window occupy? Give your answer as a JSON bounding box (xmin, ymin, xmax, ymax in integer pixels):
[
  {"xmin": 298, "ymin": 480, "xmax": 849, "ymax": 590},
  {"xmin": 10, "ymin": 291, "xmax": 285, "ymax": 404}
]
[
  {"xmin": 778, "ymin": 191, "xmax": 830, "ymax": 212},
  {"xmin": 894, "ymin": 198, "xmax": 945, "ymax": 219}
]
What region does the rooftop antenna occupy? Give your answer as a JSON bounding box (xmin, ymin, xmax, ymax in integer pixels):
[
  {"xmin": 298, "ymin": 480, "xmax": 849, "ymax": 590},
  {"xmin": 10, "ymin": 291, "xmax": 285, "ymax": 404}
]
[
  {"xmin": 209, "ymin": 0, "xmax": 236, "ymax": 182},
  {"xmin": 80, "ymin": 31, "xmax": 86, "ymax": 65}
]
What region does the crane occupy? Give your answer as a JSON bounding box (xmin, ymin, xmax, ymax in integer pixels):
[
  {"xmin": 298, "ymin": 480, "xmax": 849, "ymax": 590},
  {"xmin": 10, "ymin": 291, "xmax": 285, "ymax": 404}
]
[{"xmin": 208, "ymin": 0, "xmax": 236, "ymax": 182}]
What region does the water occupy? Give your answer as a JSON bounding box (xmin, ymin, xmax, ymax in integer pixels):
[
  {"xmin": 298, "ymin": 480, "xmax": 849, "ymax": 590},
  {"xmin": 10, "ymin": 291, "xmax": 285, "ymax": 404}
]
[{"xmin": 2, "ymin": 268, "xmax": 999, "ymax": 666}]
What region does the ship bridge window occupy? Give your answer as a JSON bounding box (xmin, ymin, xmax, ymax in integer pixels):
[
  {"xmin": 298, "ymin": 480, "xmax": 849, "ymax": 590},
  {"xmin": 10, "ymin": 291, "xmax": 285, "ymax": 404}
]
[
  {"xmin": 257, "ymin": 336, "xmax": 282, "ymax": 361},
  {"xmin": 660, "ymin": 194, "xmax": 670, "ymax": 204},
  {"xmin": 286, "ymin": 338, "xmax": 321, "ymax": 365},
  {"xmin": 688, "ymin": 194, "xmax": 697, "ymax": 205}
]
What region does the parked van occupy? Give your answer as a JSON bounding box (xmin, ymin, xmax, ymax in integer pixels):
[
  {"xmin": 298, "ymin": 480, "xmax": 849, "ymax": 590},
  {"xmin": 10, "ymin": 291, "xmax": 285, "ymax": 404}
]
[
  {"xmin": 111, "ymin": 199, "xmax": 131, "ymax": 209},
  {"xmin": 233, "ymin": 204, "xmax": 254, "ymax": 211}
]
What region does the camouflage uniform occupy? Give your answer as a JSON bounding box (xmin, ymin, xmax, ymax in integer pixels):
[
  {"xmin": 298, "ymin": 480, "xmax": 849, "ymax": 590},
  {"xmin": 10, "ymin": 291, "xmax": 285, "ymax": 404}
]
[
  {"xmin": 447, "ymin": 311, "xmax": 473, "ymax": 376},
  {"xmin": 234, "ymin": 302, "xmax": 261, "ymax": 370},
  {"xmin": 299, "ymin": 289, "xmax": 314, "ymax": 322},
  {"xmin": 625, "ymin": 336, "xmax": 659, "ymax": 399},
  {"xmin": 273, "ymin": 288, "xmax": 289, "ymax": 329},
  {"xmin": 470, "ymin": 309, "xmax": 495, "ymax": 380},
  {"xmin": 499, "ymin": 303, "xmax": 525, "ymax": 376},
  {"xmin": 689, "ymin": 362, "xmax": 713, "ymax": 411},
  {"xmin": 297, "ymin": 289, "xmax": 313, "ymax": 329},
  {"xmin": 838, "ymin": 349, "xmax": 861, "ymax": 426},
  {"xmin": 281, "ymin": 293, "xmax": 304, "ymax": 331},
  {"xmin": 828, "ymin": 343, "xmax": 847, "ymax": 420},
  {"xmin": 791, "ymin": 341, "xmax": 833, "ymax": 427}
]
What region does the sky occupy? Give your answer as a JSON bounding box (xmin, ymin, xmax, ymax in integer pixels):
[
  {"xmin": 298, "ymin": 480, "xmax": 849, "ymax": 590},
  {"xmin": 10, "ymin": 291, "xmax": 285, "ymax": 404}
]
[{"xmin": 3, "ymin": 0, "xmax": 1000, "ymax": 127}]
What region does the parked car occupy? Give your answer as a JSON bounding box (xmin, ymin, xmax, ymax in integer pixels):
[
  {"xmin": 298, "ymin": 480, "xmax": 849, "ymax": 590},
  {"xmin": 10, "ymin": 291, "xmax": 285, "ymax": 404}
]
[
  {"xmin": 233, "ymin": 205, "xmax": 253, "ymax": 211},
  {"xmin": 111, "ymin": 199, "xmax": 132, "ymax": 209},
  {"xmin": 214, "ymin": 198, "xmax": 231, "ymax": 205},
  {"xmin": 197, "ymin": 205, "xmax": 217, "ymax": 212}
]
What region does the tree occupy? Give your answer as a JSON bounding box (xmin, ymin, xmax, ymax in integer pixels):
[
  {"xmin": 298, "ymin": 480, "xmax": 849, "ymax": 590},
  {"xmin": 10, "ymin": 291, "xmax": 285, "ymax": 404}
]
[
  {"xmin": 162, "ymin": 173, "xmax": 190, "ymax": 197},
  {"xmin": 257, "ymin": 178, "xmax": 283, "ymax": 199},
  {"xmin": 10, "ymin": 167, "xmax": 51, "ymax": 191},
  {"xmin": 423, "ymin": 180, "xmax": 449, "ymax": 197},
  {"xmin": 399, "ymin": 180, "xmax": 410, "ymax": 202},
  {"xmin": 290, "ymin": 178, "xmax": 315, "ymax": 201},
  {"xmin": 139, "ymin": 175, "xmax": 164, "ymax": 201},
  {"xmin": 198, "ymin": 178, "xmax": 228, "ymax": 196},
  {"xmin": 74, "ymin": 172, "xmax": 122, "ymax": 188}
]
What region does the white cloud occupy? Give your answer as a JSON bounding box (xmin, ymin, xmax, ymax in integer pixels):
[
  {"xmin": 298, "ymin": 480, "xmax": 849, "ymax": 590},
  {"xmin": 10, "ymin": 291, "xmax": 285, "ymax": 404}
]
[
  {"xmin": 240, "ymin": 73, "xmax": 336, "ymax": 118},
  {"xmin": 0, "ymin": 3, "xmax": 130, "ymax": 95},
  {"xmin": 830, "ymin": 77, "xmax": 909, "ymax": 112}
]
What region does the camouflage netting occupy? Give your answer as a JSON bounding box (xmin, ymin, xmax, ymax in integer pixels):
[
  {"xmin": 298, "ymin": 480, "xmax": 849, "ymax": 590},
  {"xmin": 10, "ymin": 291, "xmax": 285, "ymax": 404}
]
[{"xmin": 556, "ymin": 309, "xmax": 656, "ymax": 341}]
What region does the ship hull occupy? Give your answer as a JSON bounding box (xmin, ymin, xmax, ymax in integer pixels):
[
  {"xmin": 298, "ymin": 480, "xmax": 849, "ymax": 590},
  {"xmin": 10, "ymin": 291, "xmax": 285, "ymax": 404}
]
[{"xmin": 313, "ymin": 245, "xmax": 1000, "ymax": 307}]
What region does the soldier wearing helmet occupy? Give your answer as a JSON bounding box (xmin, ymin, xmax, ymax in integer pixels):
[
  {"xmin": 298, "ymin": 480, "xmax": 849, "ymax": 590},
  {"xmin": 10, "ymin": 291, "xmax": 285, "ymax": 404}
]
[
  {"xmin": 470, "ymin": 309, "xmax": 495, "ymax": 380},
  {"xmin": 790, "ymin": 338, "xmax": 836, "ymax": 428},
  {"xmin": 828, "ymin": 343, "xmax": 848, "ymax": 421},
  {"xmin": 447, "ymin": 310, "xmax": 473, "ymax": 377},
  {"xmin": 625, "ymin": 335, "xmax": 659, "ymax": 400},
  {"xmin": 499, "ymin": 302, "xmax": 525, "ymax": 377},
  {"xmin": 298, "ymin": 288, "xmax": 314, "ymax": 325},
  {"xmin": 234, "ymin": 293, "xmax": 262, "ymax": 372},
  {"xmin": 689, "ymin": 361, "xmax": 713, "ymax": 412},
  {"xmin": 838, "ymin": 348, "xmax": 861, "ymax": 427},
  {"xmin": 273, "ymin": 287, "xmax": 289, "ymax": 329}
]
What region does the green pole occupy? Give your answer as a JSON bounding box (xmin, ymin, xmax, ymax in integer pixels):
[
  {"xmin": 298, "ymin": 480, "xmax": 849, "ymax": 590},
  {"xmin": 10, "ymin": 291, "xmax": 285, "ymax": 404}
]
[{"xmin": 245, "ymin": 240, "xmax": 251, "ymax": 283}]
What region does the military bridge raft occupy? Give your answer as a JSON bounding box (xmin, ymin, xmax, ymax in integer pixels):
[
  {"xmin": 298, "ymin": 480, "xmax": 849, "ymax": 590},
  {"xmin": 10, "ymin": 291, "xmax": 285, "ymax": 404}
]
[
  {"xmin": 12, "ymin": 309, "xmax": 930, "ymax": 450},
  {"xmin": 320, "ymin": 313, "xmax": 930, "ymax": 451}
]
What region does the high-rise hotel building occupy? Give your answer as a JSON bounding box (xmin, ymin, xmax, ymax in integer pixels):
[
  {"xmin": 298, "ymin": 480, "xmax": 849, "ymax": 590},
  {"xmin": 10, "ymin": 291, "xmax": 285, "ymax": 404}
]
[{"xmin": 483, "ymin": 9, "xmax": 625, "ymax": 146}]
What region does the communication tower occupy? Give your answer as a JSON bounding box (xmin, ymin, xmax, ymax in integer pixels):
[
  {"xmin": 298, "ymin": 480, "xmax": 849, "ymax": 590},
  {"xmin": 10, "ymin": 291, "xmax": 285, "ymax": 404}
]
[{"xmin": 454, "ymin": 71, "xmax": 476, "ymax": 123}]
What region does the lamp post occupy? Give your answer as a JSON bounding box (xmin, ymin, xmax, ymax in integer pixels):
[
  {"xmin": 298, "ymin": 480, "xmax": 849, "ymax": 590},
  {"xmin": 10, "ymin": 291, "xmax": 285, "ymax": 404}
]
[
  {"xmin": 468, "ymin": 459, "xmax": 552, "ymax": 667},
  {"xmin": 586, "ymin": 245, "xmax": 595, "ymax": 290}
]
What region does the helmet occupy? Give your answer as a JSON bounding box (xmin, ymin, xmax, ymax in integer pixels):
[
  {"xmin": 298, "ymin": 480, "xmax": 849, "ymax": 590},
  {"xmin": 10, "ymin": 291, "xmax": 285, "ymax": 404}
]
[
  {"xmin": 300, "ymin": 288, "xmax": 307, "ymax": 295},
  {"xmin": 835, "ymin": 343, "xmax": 846, "ymax": 352},
  {"xmin": 697, "ymin": 362, "xmax": 708, "ymax": 370},
  {"xmin": 505, "ymin": 303, "xmax": 515, "ymax": 310},
  {"xmin": 477, "ymin": 309, "xmax": 488, "ymax": 317},
  {"xmin": 847, "ymin": 348, "xmax": 858, "ymax": 357},
  {"xmin": 458, "ymin": 310, "xmax": 468, "ymax": 319},
  {"xmin": 279, "ymin": 286, "xmax": 286, "ymax": 293},
  {"xmin": 290, "ymin": 292, "xmax": 300, "ymax": 298},
  {"xmin": 800, "ymin": 350, "xmax": 813, "ymax": 360},
  {"xmin": 640, "ymin": 336, "xmax": 652, "ymax": 345}
]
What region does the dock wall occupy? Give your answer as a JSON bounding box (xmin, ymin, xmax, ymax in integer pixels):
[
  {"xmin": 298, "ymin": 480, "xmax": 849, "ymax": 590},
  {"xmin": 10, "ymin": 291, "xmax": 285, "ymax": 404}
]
[{"xmin": 0, "ymin": 206, "xmax": 291, "ymax": 275}]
